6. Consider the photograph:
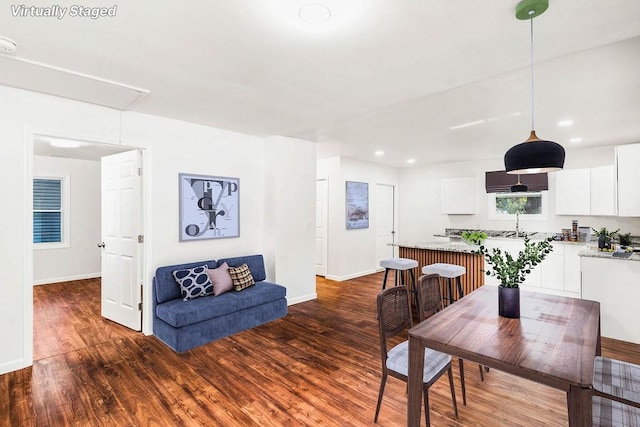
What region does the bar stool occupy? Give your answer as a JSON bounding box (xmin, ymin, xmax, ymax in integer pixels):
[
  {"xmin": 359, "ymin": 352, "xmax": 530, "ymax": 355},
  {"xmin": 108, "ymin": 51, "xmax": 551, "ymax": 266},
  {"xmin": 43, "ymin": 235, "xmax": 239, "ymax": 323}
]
[
  {"xmin": 379, "ymin": 258, "xmax": 419, "ymax": 308},
  {"xmin": 422, "ymin": 263, "xmax": 466, "ymax": 306}
]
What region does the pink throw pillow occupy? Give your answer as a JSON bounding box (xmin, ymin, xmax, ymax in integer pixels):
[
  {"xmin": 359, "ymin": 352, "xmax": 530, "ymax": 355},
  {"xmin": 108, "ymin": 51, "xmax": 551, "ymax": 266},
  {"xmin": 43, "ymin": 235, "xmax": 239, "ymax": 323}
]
[{"xmin": 206, "ymin": 262, "xmax": 233, "ymax": 296}]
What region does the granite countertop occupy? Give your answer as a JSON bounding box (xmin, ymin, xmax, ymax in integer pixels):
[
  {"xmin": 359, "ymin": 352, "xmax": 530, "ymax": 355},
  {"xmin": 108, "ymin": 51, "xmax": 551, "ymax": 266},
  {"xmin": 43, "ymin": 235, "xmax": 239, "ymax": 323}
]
[
  {"xmin": 394, "ymin": 241, "xmax": 479, "ymax": 254},
  {"xmin": 578, "ymin": 248, "xmax": 640, "ymax": 262}
]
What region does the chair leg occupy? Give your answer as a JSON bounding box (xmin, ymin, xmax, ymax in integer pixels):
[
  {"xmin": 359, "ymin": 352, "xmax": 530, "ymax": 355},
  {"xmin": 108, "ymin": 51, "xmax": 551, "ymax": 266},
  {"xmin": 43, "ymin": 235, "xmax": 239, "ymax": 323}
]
[
  {"xmin": 408, "ymin": 268, "xmax": 419, "ymax": 313},
  {"xmin": 458, "ymin": 358, "xmax": 467, "ymax": 405},
  {"xmin": 373, "ymin": 373, "xmax": 387, "ymax": 422},
  {"xmin": 447, "ymin": 366, "xmax": 459, "ymax": 417},
  {"xmin": 381, "ymin": 268, "xmax": 389, "ymax": 290},
  {"xmin": 423, "ymin": 387, "xmax": 430, "ymax": 427},
  {"xmin": 456, "ymin": 276, "xmax": 464, "ymax": 299},
  {"xmin": 479, "ymin": 364, "xmax": 485, "ymax": 382}
]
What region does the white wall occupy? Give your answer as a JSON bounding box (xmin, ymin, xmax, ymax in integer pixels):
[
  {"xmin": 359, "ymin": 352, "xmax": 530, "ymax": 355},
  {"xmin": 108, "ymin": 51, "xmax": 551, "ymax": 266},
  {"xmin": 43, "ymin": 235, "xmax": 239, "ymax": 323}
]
[
  {"xmin": 0, "ymin": 85, "xmax": 317, "ymax": 375},
  {"xmin": 317, "ymin": 156, "xmax": 400, "ymax": 280},
  {"xmin": 398, "ymin": 145, "xmax": 640, "ymax": 242},
  {"xmin": 264, "ymin": 136, "xmax": 317, "ymax": 304},
  {"xmin": 33, "ymin": 156, "xmax": 101, "ymax": 285}
]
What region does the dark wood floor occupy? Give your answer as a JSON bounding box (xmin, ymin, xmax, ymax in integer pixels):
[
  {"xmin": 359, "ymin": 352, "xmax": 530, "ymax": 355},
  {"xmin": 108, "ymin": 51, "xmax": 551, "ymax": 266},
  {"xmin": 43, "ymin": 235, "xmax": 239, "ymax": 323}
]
[{"xmin": 2, "ymin": 274, "xmax": 639, "ymax": 426}]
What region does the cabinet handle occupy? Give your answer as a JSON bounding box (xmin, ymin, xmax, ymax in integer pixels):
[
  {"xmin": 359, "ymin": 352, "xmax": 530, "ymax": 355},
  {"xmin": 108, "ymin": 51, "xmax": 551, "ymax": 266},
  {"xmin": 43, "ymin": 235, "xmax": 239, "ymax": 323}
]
[{"xmin": 97, "ymin": 242, "xmax": 105, "ymax": 248}]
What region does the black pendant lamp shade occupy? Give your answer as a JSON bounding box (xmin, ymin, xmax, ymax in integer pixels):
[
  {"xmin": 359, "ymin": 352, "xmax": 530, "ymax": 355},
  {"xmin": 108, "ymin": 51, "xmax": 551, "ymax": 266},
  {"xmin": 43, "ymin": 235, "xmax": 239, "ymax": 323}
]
[
  {"xmin": 505, "ymin": 131, "xmax": 565, "ymax": 174},
  {"xmin": 505, "ymin": 0, "xmax": 566, "ymax": 174}
]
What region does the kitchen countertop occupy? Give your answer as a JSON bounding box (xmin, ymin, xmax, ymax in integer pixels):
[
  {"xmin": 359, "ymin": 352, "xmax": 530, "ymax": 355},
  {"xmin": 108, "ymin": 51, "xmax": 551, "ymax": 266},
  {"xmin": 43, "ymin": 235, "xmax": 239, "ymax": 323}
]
[
  {"xmin": 395, "ymin": 241, "xmax": 479, "ymax": 254},
  {"xmin": 578, "ymin": 248, "xmax": 640, "ymax": 262}
]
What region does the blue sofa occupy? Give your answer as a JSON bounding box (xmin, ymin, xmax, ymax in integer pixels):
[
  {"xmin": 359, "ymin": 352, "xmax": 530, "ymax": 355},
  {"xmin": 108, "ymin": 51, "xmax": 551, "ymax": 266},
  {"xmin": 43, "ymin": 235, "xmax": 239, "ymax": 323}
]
[{"xmin": 152, "ymin": 254, "xmax": 287, "ymax": 352}]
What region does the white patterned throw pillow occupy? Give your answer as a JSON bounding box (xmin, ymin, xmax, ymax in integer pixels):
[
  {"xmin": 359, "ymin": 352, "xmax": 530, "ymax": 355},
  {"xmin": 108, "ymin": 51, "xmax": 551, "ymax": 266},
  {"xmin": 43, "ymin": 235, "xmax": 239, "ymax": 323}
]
[{"xmin": 172, "ymin": 265, "xmax": 214, "ymax": 301}]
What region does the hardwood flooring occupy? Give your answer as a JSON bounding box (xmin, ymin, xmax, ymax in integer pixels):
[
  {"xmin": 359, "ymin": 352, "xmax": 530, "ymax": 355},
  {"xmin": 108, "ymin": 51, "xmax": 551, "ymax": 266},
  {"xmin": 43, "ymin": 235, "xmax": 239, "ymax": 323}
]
[{"xmin": 2, "ymin": 273, "xmax": 639, "ymax": 426}]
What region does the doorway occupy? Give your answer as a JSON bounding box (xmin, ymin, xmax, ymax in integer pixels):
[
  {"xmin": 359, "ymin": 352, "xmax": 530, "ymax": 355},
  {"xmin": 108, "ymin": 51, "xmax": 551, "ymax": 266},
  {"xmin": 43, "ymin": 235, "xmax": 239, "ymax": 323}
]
[
  {"xmin": 30, "ymin": 133, "xmax": 145, "ymax": 360},
  {"xmin": 375, "ymin": 184, "xmax": 395, "ymax": 267}
]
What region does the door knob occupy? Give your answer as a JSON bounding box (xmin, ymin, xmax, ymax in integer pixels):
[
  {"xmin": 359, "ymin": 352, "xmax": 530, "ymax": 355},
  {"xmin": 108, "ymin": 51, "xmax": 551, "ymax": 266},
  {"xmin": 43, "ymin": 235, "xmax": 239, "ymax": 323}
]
[{"xmin": 97, "ymin": 242, "xmax": 105, "ymax": 248}]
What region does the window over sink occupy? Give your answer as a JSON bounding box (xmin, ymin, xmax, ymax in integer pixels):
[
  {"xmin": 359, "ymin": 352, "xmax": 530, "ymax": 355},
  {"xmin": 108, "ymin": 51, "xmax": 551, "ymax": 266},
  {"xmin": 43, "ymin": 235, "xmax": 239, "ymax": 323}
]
[{"xmin": 488, "ymin": 192, "xmax": 548, "ymax": 220}]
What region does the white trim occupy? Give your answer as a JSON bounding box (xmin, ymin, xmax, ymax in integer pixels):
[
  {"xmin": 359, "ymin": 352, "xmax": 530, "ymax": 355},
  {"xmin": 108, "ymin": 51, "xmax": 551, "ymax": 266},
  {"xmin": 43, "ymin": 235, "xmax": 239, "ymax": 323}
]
[
  {"xmin": 287, "ymin": 293, "xmax": 318, "ymax": 305},
  {"xmin": 22, "ymin": 127, "xmax": 34, "ymax": 372},
  {"xmin": 326, "ymin": 268, "xmax": 379, "ymax": 282},
  {"xmin": 0, "ymin": 358, "xmax": 27, "ymax": 376},
  {"xmin": 33, "ymin": 272, "xmax": 101, "ymax": 286}
]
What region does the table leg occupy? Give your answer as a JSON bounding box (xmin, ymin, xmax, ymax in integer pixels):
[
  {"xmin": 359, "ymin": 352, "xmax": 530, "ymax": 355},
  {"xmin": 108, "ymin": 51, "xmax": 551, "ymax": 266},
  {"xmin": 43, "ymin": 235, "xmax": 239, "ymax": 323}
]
[
  {"xmin": 567, "ymin": 384, "xmax": 591, "ymax": 427},
  {"xmin": 407, "ymin": 336, "xmax": 424, "ymax": 427}
]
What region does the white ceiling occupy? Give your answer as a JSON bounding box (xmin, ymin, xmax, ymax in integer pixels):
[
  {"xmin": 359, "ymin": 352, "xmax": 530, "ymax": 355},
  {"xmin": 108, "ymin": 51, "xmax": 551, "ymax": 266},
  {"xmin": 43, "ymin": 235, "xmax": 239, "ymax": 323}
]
[{"xmin": 2, "ymin": 0, "xmax": 640, "ymax": 167}]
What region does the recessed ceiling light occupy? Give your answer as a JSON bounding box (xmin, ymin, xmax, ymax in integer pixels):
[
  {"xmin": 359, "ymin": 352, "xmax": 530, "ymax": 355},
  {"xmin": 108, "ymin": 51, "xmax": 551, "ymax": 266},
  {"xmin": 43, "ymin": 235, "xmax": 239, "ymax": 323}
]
[
  {"xmin": 299, "ymin": 3, "xmax": 331, "ymax": 24},
  {"xmin": 569, "ymin": 137, "xmax": 582, "ymax": 143},
  {"xmin": 557, "ymin": 119, "xmax": 574, "ymax": 127},
  {"xmin": 374, "ymin": 150, "xmax": 384, "ymax": 156},
  {"xmin": 50, "ymin": 139, "xmax": 82, "ymax": 148},
  {"xmin": 407, "ymin": 159, "xmax": 416, "ymax": 164},
  {"xmin": 0, "ymin": 36, "xmax": 17, "ymax": 54}
]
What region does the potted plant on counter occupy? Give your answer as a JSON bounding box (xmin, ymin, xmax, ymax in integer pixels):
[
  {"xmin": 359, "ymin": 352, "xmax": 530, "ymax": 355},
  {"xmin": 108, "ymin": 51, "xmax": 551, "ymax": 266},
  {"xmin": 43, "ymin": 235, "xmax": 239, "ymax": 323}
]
[
  {"xmin": 592, "ymin": 227, "xmax": 619, "ymax": 250},
  {"xmin": 476, "ymin": 235, "xmax": 554, "ymax": 318},
  {"xmin": 461, "ymin": 230, "xmax": 488, "ymax": 245}
]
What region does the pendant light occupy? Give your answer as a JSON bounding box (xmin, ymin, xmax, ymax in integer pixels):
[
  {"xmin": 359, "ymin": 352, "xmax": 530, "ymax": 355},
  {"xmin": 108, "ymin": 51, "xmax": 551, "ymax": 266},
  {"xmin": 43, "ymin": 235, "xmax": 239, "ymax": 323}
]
[
  {"xmin": 511, "ymin": 174, "xmax": 528, "ymax": 192},
  {"xmin": 504, "ymin": 0, "xmax": 565, "ymax": 174}
]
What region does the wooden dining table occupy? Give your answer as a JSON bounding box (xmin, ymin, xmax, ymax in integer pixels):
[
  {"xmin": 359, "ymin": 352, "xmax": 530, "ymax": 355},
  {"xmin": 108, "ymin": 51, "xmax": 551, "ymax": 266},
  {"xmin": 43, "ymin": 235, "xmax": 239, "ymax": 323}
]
[{"xmin": 407, "ymin": 286, "xmax": 601, "ymax": 426}]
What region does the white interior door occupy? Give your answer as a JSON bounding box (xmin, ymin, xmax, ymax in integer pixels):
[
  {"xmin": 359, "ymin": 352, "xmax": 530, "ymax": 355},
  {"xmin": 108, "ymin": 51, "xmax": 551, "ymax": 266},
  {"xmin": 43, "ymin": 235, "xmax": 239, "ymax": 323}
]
[
  {"xmin": 315, "ymin": 179, "xmax": 328, "ymax": 276},
  {"xmin": 376, "ymin": 184, "xmax": 395, "ymax": 267},
  {"xmin": 100, "ymin": 150, "xmax": 142, "ymax": 330}
]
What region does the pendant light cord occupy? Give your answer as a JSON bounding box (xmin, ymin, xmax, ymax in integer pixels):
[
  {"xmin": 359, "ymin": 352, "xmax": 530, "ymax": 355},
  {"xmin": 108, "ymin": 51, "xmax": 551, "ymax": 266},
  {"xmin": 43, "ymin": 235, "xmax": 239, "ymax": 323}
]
[{"xmin": 530, "ymin": 14, "xmax": 535, "ymax": 131}]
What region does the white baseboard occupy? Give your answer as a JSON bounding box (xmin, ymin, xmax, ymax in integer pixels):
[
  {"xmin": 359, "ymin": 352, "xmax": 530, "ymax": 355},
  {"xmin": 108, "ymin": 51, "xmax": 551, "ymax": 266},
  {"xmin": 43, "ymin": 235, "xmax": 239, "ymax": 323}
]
[
  {"xmin": 33, "ymin": 272, "xmax": 101, "ymax": 286},
  {"xmin": 326, "ymin": 268, "xmax": 379, "ymax": 282},
  {"xmin": 287, "ymin": 293, "xmax": 317, "ymax": 305},
  {"xmin": 0, "ymin": 358, "xmax": 27, "ymax": 375}
]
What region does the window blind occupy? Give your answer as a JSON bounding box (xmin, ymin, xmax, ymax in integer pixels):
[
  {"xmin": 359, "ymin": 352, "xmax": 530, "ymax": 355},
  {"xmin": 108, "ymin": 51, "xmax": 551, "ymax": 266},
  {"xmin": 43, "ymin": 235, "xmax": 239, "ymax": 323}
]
[
  {"xmin": 485, "ymin": 170, "xmax": 548, "ymax": 193},
  {"xmin": 33, "ymin": 178, "xmax": 62, "ymax": 243}
]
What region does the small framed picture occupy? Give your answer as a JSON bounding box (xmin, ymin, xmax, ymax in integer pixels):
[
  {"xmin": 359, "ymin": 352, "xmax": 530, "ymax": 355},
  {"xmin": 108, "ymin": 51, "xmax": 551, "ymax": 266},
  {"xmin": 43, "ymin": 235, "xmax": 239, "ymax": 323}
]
[{"xmin": 179, "ymin": 173, "xmax": 240, "ymax": 241}]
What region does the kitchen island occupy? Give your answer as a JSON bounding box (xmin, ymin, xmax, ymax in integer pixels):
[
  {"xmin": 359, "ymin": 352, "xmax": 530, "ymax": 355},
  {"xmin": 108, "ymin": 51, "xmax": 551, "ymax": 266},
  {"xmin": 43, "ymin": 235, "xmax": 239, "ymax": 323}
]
[{"xmin": 397, "ymin": 241, "xmax": 485, "ymax": 300}]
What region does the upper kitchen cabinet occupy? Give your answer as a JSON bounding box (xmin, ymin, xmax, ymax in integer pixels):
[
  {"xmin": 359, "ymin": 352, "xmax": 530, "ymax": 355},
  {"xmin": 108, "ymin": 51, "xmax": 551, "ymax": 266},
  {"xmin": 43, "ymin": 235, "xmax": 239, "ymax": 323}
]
[
  {"xmin": 590, "ymin": 165, "xmax": 617, "ymax": 216},
  {"xmin": 555, "ymin": 168, "xmax": 591, "ymax": 215},
  {"xmin": 441, "ymin": 177, "xmax": 475, "ymax": 214},
  {"xmin": 617, "ymin": 143, "xmax": 640, "ymax": 217}
]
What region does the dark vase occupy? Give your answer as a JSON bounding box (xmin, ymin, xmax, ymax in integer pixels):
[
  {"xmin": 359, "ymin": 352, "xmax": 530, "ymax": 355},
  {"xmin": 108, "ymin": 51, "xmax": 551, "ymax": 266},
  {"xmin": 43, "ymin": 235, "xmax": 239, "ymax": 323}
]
[
  {"xmin": 498, "ymin": 286, "xmax": 520, "ymax": 318},
  {"xmin": 598, "ymin": 236, "xmax": 611, "ymax": 250}
]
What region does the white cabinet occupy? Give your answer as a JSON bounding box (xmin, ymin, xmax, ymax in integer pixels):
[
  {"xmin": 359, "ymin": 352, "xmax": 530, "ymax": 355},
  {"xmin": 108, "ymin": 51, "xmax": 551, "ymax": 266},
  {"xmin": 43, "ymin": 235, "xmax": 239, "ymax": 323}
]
[
  {"xmin": 590, "ymin": 165, "xmax": 617, "ymax": 216},
  {"xmin": 581, "ymin": 256, "xmax": 640, "ymax": 344},
  {"xmin": 441, "ymin": 177, "xmax": 475, "ymax": 214},
  {"xmin": 555, "ymin": 169, "xmax": 591, "ymax": 215},
  {"xmin": 482, "ymin": 238, "xmax": 582, "ymax": 298},
  {"xmin": 616, "ymin": 143, "xmax": 640, "ymax": 217}
]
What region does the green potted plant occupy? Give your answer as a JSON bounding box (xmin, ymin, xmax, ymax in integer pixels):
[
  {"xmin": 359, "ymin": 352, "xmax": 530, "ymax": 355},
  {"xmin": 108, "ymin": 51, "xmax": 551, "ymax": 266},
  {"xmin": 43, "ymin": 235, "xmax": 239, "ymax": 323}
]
[
  {"xmin": 592, "ymin": 227, "xmax": 619, "ymax": 250},
  {"xmin": 476, "ymin": 235, "xmax": 554, "ymax": 318},
  {"xmin": 461, "ymin": 230, "xmax": 488, "ymax": 245}
]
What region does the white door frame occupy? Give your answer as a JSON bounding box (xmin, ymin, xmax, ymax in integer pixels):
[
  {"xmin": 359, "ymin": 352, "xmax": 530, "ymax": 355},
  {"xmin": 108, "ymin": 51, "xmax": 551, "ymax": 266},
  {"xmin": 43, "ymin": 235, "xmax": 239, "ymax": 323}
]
[
  {"xmin": 315, "ymin": 178, "xmax": 329, "ymax": 276},
  {"xmin": 23, "ymin": 128, "xmax": 152, "ymax": 369}
]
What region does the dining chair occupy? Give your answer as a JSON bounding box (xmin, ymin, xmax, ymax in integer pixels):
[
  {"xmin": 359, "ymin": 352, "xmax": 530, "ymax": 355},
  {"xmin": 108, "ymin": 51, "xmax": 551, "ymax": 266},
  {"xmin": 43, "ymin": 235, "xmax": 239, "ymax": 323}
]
[
  {"xmin": 415, "ymin": 273, "xmax": 486, "ymax": 406},
  {"xmin": 374, "ymin": 286, "xmax": 458, "ymax": 426},
  {"xmin": 592, "ymin": 355, "xmax": 640, "ymax": 426}
]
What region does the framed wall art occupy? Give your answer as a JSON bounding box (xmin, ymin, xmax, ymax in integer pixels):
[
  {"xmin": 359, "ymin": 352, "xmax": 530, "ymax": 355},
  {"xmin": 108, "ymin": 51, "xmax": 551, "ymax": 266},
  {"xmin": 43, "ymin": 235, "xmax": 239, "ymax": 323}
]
[
  {"xmin": 345, "ymin": 181, "xmax": 369, "ymax": 230},
  {"xmin": 179, "ymin": 173, "xmax": 240, "ymax": 241}
]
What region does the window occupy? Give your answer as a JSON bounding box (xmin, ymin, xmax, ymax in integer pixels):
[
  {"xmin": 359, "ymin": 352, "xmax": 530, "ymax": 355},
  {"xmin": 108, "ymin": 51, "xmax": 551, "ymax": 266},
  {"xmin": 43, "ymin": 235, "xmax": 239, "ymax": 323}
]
[
  {"xmin": 488, "ymin": 192, "xmax": 548, "ymax": 220},
  {"xmin": 33, "ymin": 177, "xmax": 70, "ymax": 248}
]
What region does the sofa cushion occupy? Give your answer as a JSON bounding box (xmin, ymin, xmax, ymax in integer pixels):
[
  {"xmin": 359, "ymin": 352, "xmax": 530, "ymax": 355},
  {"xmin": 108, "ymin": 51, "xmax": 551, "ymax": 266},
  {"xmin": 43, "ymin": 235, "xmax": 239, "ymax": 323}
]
[
  {"xmin": 206, "ymin": 262, "xmax": 233, "ymax": 296},
  {"xmin": 228, "ymin": 263, "xmax": 255, "ymax": 291},
  {"xmin": 154, "ymin": 260, "xmax": 216, "ymax": 304},
  {"xmin": 173, "ymin": 265, "xmax": 213, "ymax": 301},
  {"xmin": 155, "ymin": 281, "xmax": 286, "ymax": 328},
  {"xmin": 217, "ymin": 254, "xmax": 266, "ymax": 282}
]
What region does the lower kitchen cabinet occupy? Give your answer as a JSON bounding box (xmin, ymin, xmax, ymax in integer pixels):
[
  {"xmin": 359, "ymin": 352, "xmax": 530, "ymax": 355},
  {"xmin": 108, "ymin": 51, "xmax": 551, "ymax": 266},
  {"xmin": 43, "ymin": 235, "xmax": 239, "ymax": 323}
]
[
  {"xmin": 581, "ymin": 256, "xmax": 640, "ymax": 344},
  {"xmin": 481, "ymin": 239, "xmax": 582, "ymax": 298}
]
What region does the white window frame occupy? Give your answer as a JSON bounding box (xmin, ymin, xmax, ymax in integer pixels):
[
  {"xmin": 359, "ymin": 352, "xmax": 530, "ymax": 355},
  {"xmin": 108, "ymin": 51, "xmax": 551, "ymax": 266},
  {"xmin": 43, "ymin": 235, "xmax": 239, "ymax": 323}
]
[
  {"xmin": 33, "ymin": 175, "xmax": 71, "ymax": 250},
  {"xmin": 488, "ymin": 191, "xmax": 548, "ymax": 221}
]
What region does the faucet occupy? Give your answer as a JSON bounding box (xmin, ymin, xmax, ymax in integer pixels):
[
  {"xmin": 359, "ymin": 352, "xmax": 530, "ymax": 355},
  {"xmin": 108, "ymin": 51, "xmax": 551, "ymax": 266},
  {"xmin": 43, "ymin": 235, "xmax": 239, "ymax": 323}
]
[{"xmin": 515, "ymin": 213, "xmax": 520, "ymax": 237}]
